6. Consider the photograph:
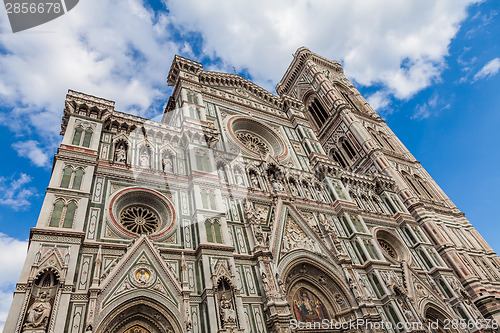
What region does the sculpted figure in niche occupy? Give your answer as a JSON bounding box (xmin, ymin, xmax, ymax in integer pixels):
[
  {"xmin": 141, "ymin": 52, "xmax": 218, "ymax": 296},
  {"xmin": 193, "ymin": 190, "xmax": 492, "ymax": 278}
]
[
  {"xmin": 249, "ymin": 171, "xmax": 259, "ymax": 189},
  {"xmin": 115, "ymin": 144, "xmax": 127, "ymax": 164},
  {"xmin": 23, "ymin": 291, "xmax": 52, "ymax": 329},
  {"xmin": 162, "ymin": 154, "xmax": 174, "ymax": 173},
  {"xmin": 303, "ymin": 183, "xmax": 313, "ymax": 199},
  {"xmin": 139, "ymin": 150, "xmax": 150, "ymax": 168},
  {"xmin": 234, "ymin": 169, "xmax": 245, "ymax": 186},
  {"xmin": 217, "ymin": 164, "xmax": 228, "ymax": 182},
  {"xmin": 220, "ymin": 294, "xmax": 236, "ymax": 326}
]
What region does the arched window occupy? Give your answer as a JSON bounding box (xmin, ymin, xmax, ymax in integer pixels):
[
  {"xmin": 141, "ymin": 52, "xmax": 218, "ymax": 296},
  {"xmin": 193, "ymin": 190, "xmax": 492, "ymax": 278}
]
[
  {"xmin": 205, "ymin": 218, "xmax": 223, "ymax": 243},
  {"xmin": 415, "ymin": 175, "xmax": 437, "ymax": 200},
  {"xmin": 341, "ymin": 215, "xmax": 353, "ymax": 235},
  {"xmin": 49, "ymin": 200, "xmax": 77, "ymax": 228},
  {"xmin": 308, "ymin": 98, "xmax": 329, "ymax": 128},
  {"xmin": 339, "ymin": 137, "xmax": 356, "ymax": 160},
  {"xmin": 419, "ymin": 249, "xmax": 434, "ymax": 270},
  {"xmin": 438, "ymin": 279, "xmax": 454, "ymax": 298},
  {"xmin": 354, "ymin": 240, "xmax": 368, "ymax": 262},
  {"xmin": 369, "ymin": 129, "xmax": 385, "ymax": 148},
  {"xmin": 404, "ymin": 227, "xmax": 417, "ymax": 244},
  {"xmin": 82, "ymin": 128, "xmax": 93, "ymax": 148},
  {"xmin": 63, "ymin": 201, "xmax": 77, "ymax": 228},
  {"xmin": 370, "ymin": 273, "xmax": 385, "ymax": 297},
  {"xmin": 402, "ymin": 172, "xmax": 420, "ymax": 196},
  {"xmin": 72, "ymin": 169, "xmax": 84, "ymax": 190},
  {"xmin": 72, "ymin": 127, "xmax": 83, "ymax": 145},
  {"xmin": 49, "ymin": 200, "xmax": 65, "ymax": 227},
  {"xmin": 385, "ymin": 198, "xmax": 397, "ymax": 215},
  {"xmin": 372, "ymin": 196, "xmax": 385, "ymax": 214},
  {"xmin": 60, "ymin": 166, "xmax": 73, "ymax": 188},
  {"xmin": 205, "ymin": 219, "xmax": 214, "ymax": 242},
  {"xmin": 196, "ymin": 151, "xmax": 211, "ymax": 172},
  {"xmin": 383, "ymin": 135, "xmax": 395, "ymax": 151},
  {"xmin": 201, "ymin": 190, "xmax": 216, "ymax": 210},
  {"xmin": 340, "ymin": 90, "xmax": 360, "ymax": 112},
  {"xmin": 331, "ymin": 149, "xmax": 347, "ymax": 168}
]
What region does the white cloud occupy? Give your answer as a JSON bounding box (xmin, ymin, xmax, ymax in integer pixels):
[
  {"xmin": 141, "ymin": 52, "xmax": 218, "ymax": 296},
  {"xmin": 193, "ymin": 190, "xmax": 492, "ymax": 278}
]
[
  {"xmin": 473, "ymin": 57, "xmax": 500, "ymax": 80},
  {"xmin": 165, "ymin": 0, "xmax": 478, "ymax": 99},
  {"xmin": 0, "ymin": 0, "xmax": 179, "ymax": 141},
  {"xmin": 0, "ymin": 233, "xmax": 28, "ymax": 331},
  {"xmin": 0, "ymin": 0, "xmax": 482, "ymax": 162},
  {"xmin": 12, "ymin": 140, "xmax": 50, "ymax": 167},
  {"xmin": 367, "ymin": 91, "xmax": 391, "ymax": 112},
  {"xmin": 412, "ymin": 95, "xmax": 439, "ymax": 120},
  {"xmin": 0, "ymin": 173, "xmax": 37, "ymax": 210}
]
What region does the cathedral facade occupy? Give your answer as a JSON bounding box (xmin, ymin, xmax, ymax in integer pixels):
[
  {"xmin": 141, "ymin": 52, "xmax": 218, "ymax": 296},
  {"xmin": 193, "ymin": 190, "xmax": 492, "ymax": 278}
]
[{"xmin": 5, "ymin": 47, "xmax": 500, "ymax": 333}]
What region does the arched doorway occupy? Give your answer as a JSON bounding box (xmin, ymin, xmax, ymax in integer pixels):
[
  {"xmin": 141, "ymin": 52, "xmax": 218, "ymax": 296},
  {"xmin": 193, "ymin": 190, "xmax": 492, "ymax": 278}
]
[
  {"xmin": 424, "ymin": 305, "xmax": 458, "ymax": 333},
  {"xmin": 284, "ymin": 262, "xmax": 355, "ymax": 330},
  {"xmin": 95, "ymin": 297, "xmax": 182, "ymax": 333}
]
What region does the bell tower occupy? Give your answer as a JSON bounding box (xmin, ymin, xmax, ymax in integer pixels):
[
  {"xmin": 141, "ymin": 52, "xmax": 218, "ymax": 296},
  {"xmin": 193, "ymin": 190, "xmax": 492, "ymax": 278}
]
[{"xmin": 277, "ymin": 47, "xmax": 500, "ymax": 321}]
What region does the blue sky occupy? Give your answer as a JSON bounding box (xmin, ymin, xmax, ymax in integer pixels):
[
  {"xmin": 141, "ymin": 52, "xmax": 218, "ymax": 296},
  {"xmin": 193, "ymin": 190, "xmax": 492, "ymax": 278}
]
[{"xmin": 0, "ymin": 0, "xmax": 498, "ymax": 329}]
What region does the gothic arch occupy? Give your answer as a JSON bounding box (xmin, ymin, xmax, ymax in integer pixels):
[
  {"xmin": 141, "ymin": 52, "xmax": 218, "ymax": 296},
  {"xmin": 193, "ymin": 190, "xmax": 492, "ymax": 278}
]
[
  {"xmin": 95, "ymin": 296, "xmax": 183, "ymax": 333},
  {"xmin": 278, "ymin": 256, "xmax": 357, "ymax": 324},
  {"xmin": 278, "ymin": 252, "xmax": 353, "ymax": 305},
  {"xmin": 422, "ymin": 303, "xmax": 457, "ymax": 333},
  {"xmin": 304, "ymin": 95, "xmax": 329, "ymax": 129}
]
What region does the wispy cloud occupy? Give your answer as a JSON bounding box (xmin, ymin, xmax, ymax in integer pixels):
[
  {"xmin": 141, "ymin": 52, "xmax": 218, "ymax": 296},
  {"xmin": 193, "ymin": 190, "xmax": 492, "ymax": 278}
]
[
  {"xmin": 0, "ymin": 233, "xmax": 28, "ymax": 332},
  {"xmin": 412, "ymin": 95, "xmax": 451, "ymax": 120},
  {"xmin": 12, "ymin": 140, "xmax": 51, "ymax": 167},
  {"xmin": 473, "ymin": 57, "xmax": 500, "ymax": 81},
  {"xmin": 0, "ymin": 173, "xmax": 37, "ymax": 210}
]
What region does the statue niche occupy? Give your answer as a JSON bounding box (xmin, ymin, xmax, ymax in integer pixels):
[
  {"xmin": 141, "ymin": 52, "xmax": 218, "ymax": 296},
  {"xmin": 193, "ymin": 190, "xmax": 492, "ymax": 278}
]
[
  {"xmin": 216, "ymin": 278, "xmax": 237, "ymax": 329},
  {"xmin": 22, "ymin": 270, "xmax": 58, "ymax": 332},
  {"xmin": 114, "ymin": 141, "xmax": 128, "ymax": 165}
]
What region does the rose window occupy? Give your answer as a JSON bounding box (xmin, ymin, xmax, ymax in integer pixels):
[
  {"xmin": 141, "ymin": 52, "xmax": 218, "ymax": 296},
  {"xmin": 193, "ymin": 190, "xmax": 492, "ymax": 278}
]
[
  {"xmin": 227, "ymin": 116, "xmax": 288, "ymax": 159},
  {"xmin": 235, "ymin": 132, "xmax": 270, "ymax": 156},
  {"xmin": 378, "ymin": 239, "xmax": 397, "ymax": 259},
  {"xmin": 120, "ymin": 205, "xmax": 160, "ymax": 235}
]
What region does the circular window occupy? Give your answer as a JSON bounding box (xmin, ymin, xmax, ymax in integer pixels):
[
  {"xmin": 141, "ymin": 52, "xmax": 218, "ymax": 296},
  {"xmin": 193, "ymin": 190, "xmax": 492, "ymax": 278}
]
[
  {"xmin": 375, "ymin": 229, "xmax": 409, "ymax": 262},
  {"xmin": 120, "ymin": 205, "xmax": 160, "ymax": 235},
  {"xmin": 108, "ymin": 188, "xmax": 175, "ymax": 239},
  {"xmin": 235, "ymin": 132, "xmax": 270, "ymax": 156},
  {"xmin": 378, "ymin": 239, "xmax": 397, "ymax": 259},
  {"xmin": 227, "ymin": 116, "xmax": 288, "ymax": 159}
]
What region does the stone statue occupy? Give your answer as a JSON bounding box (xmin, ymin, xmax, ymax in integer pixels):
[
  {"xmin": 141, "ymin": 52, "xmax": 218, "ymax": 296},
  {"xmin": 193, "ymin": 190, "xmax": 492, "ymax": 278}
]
[
  {"xmin": 250, "ymin": 173, "xmax": 259, "ymax": 188},
  {"xmin": 139, "ymin": 151, "xmax": 150, "ymax": 168},
  {"xmin": 115, "ymin": 145, "xmax": 126, "ymax": 163},
  {"xmin": 289, "ymin": 181, "xmax": 298, "ymax": 196},
  {"xmin": 234, "ymin": 169, "xmax": 244, "ymax": 186},
  {"xmin": 220, "ymin": 294, "xmax": 236, "ymax": 326},
  {"xmin": 218, "ymin": 165, "xmax": 227, "ymax": 182},
  {"xmin": 261, "ymin": 272, "xmax": 271, "ymax": 294},
  {"xmin": 162, "ymin": 156, "xmax": 173, "ymax": 173},
  {"xmin": 23, "ymin": 291, "xmax": 52, "ymax": 329}
]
